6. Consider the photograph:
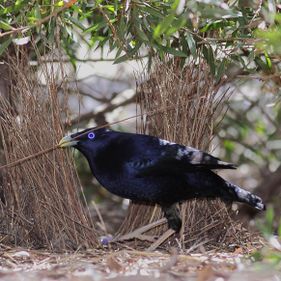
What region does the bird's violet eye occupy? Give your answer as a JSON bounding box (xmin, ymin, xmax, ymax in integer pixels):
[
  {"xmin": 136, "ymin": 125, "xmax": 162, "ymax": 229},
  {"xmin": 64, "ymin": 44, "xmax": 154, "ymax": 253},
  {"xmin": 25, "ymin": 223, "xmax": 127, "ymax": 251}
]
[{"xmin": 88, "ymin": 132, "xmax": 95, "ymax": 139}]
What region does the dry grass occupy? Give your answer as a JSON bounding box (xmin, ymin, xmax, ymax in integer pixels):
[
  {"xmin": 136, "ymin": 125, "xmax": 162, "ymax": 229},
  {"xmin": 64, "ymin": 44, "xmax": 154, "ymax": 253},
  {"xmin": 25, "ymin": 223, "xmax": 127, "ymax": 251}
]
[
  {"xmin": 0, "ymin": 47, "xmax": 97, "ymax": 250},
  {"xmin": 119, "ymin": 58, "xmax": 249, "ymax": 250}
]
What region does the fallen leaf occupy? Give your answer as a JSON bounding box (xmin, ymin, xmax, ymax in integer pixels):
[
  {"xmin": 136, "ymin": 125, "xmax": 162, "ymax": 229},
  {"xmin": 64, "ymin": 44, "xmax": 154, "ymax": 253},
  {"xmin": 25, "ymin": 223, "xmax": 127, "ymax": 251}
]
[
  {"xmin": 106, "ymin": 255, "xmax": 123, "ymax": 272},
  {"xmin": 197, "ymin": 265, "xmax": 214, "ymax": 281},
  {"xmin": 234, "ymin": 247, "xmax": 243, "ymax": 254}
]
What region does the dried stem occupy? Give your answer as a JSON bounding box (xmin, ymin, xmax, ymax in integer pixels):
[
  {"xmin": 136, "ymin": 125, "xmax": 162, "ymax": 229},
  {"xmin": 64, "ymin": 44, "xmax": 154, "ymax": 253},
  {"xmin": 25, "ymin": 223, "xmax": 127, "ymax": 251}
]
[
  {"xmin": 0, "ymin": 44, "xmax": 97, "ymax": 251},
  {"xmin": 118, "ymin": 58, "xmax": 248, "ymax": 251}
]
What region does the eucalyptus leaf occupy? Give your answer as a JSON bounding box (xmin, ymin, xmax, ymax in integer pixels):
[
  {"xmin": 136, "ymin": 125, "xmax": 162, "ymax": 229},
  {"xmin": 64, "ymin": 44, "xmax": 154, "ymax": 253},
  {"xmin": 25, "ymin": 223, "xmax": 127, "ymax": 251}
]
[
  {"xmin": 114, "ymin": 53, "xmax": 129, "ymax": 64},
  {"xmin": 0, "ymin": 20, "xmax": 13, "ymax": 31},
  {"xmin": 203, "ymin": 45, "xmax": 215, "ymax": 75},
  {"xmin": 161, "ymin": 46, "xmax": 187, "ymax": 57},
  {"xmin": 153, "ymin": 13, "xmax": 175, "ymax": 39},
  {"xmin": 0, "ymin": 37, "xmax": 12, "ymax": 56},
  {"xmin": 186, "ymin": 32, "xmax": 197, "ymax": 58}
]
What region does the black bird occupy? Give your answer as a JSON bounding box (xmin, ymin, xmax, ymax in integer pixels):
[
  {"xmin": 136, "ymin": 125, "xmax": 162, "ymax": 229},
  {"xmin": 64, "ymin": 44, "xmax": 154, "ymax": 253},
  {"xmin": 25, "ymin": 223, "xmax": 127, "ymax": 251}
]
[{"xmin": 59, "ymin": 127, "xmax": 265, "ymax": 233}]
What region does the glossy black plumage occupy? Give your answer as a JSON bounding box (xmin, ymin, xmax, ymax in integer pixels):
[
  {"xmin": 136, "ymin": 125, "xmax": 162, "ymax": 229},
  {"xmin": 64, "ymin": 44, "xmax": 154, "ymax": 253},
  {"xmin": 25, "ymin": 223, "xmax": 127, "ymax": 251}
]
[{"xmin": 59, "ymin": 127, "xmax": 265, "ymax": 232}]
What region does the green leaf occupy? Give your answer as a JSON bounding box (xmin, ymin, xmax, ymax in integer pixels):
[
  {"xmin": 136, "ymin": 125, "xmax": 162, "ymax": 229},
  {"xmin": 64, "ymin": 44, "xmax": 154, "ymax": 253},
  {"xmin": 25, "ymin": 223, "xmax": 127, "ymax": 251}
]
[
  {"xmin": 166, "ymin": 17, "xmax": 186, "ymax": 36},
  {"xmin": 115, "ymin": 46, "xmax": 123, "ymax": 59},
  {"xmin": 153, "ymin": 13, "xmax": 175, "ymax": 39},
  {"xmin": 171, "ymin": 0, "xmax": 180, "ymax": 11},
  {"xmin": 0, "ymin": 37, "xmax": 12, "ymax": 56},
  {"xmin": 67, "ymin": 16, "xmax": 86, "ymax": 30},
  {"xmin": 104, "ymin": 5, "xmax": 115, "ymax": 13},
  {"xmin": 266, "ymin": 206, "xmax": 274, "ymax": 226},
  {"xmin": 161, "ymin": 46, "xmax": 187, "ymax": 57},
  {"xmin": 264, "ymin": 51, "xmax": 272, "ymax": 69},
  {"xmin": 180, "ymin": 34, "xmax": 189, "ymax": 55},
  {"xmin": 0, "ymin": 20, "xmax": 13, "ymax": 31},
  {"xmin": 255, "ymin": 56, "xmax": 272, "ymax": 73},
  {"xmin": 186, "ymin": 33, "xmax": 197, "ymax": 58},
  {"xmin": 114, "ymin": 41, "xmax": 142, "ymax": 63},
  {"xmin": 117, "ymin": 17, "xmax": 126, "ymax": 36},
  {"xmin": 142, "ymin": 6, "xmax": 163, "ymax": 19},
  {"xmin": 114, "ymin": 53, "xmax": 128, "ymax": 64},
  {"xmin": 203, "ymin": 45, "xmax": 215, "ymax": 75},
  {"xmin": 84, "ymin": 22, "xmax": 107, "ymax": 34},
  {"xmin": 47, "ymin": 18, "xmax": 56, "ymax": 44},
  {"xmin": 65, "ymin": 49, "xmax": 77, "ymax": 70},
  {"xmin": 200, "ymin": 19, "xmax": 234, "ymax": 33},
  {"xmin": 135, "ymin": 26, "xmax": 149, "ymax": 42},
  {"xmin": 34, "ymin": 4, "xmax": 42, "ymax": 20},
  {"xmin": 216, "ymin": 59, "xmax": 226, "ymax": 82},
  {"xmin": 55, "ymin": 1, "xmax": 64, "ymax": 7}
]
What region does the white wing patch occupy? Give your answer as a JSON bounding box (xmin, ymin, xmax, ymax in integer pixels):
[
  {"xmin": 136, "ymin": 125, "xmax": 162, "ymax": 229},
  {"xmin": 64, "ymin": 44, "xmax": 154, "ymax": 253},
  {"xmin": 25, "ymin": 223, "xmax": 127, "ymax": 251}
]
[
  {"xmin": 159, "ymin": 138, "xmax": 176, "ymax": 146},
  {"xmin": 158, "ymin": 139, "xmax": 220, "ymax": 166},
  {"xmin": 176, "ymin": 147, "xmax": 197, "ymax": 160},
  {"xmin": 234, "ymin": 185, "xmax": 250, "ymax": 198}
]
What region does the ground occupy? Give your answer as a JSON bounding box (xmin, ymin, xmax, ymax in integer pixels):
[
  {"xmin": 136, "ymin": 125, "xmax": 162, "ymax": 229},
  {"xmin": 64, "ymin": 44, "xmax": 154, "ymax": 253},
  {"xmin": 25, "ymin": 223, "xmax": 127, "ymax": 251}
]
[{"xmin": 0, "ymin": 246, "xmax": 280, "ymax": 281}]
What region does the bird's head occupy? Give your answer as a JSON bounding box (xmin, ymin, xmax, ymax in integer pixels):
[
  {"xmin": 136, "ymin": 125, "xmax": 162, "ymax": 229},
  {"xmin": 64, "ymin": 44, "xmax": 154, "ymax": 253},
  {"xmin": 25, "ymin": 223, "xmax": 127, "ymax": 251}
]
[{"xmin": 58, "ymin": 127, "xmax": 110, "ymax": 153}]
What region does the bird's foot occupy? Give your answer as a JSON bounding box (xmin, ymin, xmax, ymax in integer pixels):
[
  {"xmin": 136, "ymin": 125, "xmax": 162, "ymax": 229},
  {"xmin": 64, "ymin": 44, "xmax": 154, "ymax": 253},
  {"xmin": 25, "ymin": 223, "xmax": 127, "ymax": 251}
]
[
  {"xmin": 162, "ymin": 204, "xmax": 182, "ymax": 233},
  {"xmin": 146, "ymin": 228, "xmax": 176, "ymax": 251},
  {"xmin": 112, "ymin": 218, "xmax": 167, "ymax": 243}
]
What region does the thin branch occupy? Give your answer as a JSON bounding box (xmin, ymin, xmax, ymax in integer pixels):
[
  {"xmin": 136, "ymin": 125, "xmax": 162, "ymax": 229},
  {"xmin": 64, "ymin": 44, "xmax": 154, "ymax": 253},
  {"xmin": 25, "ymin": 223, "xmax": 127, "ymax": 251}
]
[
  {"xmin": 67, "ymin": 88, "xmax": 111, "ymax": 103},
  {"xmin": 97, "ymin": 4, "xmax": 128, "ymax": 53},
  {"xmin": 33, "ymin": 54, "xmax": 149, "ymax": 64},
  {"xmin": 186, "ymin": 29, "xmax": 261, "ymax": 44},
  {"xmin": 0, "ymin": 0, "xmax": 78, "ymax": 38},
  {"xmin": 41, "ymin": 58, "xmax": 117, "ymax": 63},
  {"xmin": 237, "ymin": 74, "xmax": 281, "ymax": 80},
  {"xmin": 65, "ymin": 93, "xmax": 137, "ymax": 128}
]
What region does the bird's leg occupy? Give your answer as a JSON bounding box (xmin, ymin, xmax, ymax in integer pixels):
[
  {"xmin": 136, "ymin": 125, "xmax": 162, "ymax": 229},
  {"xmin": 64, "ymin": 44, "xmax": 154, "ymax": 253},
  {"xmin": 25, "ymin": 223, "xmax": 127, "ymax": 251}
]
[
  {"xmin": 112, "ymin": 204, "xmax": 181, "ymax": 250},
  {"xmin": 112, "ymin": 218, "xmax": 167, "ymax": 243},
  {"xmin": 146, "ymin": 204, "xmax": 181, "ymax": 251},
  {"xmin": 162, "ymin": 203, "xmax": 182, "ymax": 233}
]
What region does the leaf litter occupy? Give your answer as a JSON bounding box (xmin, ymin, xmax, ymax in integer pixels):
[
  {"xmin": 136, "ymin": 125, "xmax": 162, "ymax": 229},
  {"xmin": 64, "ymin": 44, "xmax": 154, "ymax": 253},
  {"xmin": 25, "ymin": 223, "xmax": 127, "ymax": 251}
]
[{"xmin": 0, "ymin": 245, "xmax": 279, "ymax": 281}]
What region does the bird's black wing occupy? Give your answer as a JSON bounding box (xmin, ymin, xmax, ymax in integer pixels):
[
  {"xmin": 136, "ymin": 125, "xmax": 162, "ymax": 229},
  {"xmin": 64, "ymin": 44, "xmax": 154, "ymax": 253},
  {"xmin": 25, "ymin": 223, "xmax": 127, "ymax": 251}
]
[{"xmin": 127, "ymin": 138, "xmax": 236, "ymax": 176}]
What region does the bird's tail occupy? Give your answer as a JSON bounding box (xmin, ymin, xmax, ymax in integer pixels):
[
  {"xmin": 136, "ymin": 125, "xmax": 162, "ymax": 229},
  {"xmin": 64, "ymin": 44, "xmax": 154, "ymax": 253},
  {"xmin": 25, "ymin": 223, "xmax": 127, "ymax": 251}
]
[{"xmin": 226, "ymin": 182, "xmax": 266, "ymax": 211}]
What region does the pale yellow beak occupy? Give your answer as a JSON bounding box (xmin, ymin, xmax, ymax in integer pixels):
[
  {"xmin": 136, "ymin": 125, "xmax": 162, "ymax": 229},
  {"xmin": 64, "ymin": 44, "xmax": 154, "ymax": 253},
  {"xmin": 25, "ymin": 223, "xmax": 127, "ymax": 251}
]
[{"xmin": 58, "ymin": 135, "xmax": 78, "ymax": 148}]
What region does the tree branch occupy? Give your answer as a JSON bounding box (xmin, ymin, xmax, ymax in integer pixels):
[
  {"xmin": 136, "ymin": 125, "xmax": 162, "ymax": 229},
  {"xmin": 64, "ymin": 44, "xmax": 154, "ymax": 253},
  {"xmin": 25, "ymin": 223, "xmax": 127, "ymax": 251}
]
[
  {"xmin": 65, "ymin": 93, "xmax": 136, "ymax": 128},
  {"xmin": 0, "ymin": 0, "xmax": 78, "ymax": 38},
  {"xmin": 97, "ymin": 4, "xmax": 128, "ymax": 53},
  {"xmin": 34, "ymin": 54, "xmax": 149, "ymax": 64}
]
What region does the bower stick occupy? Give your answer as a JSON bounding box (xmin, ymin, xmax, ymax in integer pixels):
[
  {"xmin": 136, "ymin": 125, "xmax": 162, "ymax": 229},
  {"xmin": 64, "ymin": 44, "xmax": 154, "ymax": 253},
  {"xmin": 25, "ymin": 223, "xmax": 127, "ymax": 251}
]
[
  {"xmin": 118, "ymin": 58, "xmax": 249, "ymax": 251},
  {"xmin": 0, "ymin": 104, "xmax": 183, "ymax": 171},
  {"xmin": 0, "ymin": 48, "xmax": 97, "ymax": 250}
]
